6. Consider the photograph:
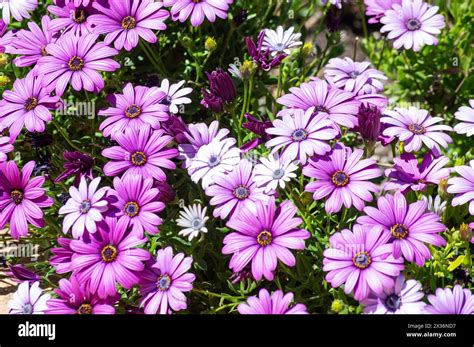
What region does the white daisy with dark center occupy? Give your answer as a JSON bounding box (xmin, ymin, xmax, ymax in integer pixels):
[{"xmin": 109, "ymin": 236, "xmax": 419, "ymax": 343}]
[{"xmin": 176, "ymin": 204, "xmax": 209, "ymax": 241}]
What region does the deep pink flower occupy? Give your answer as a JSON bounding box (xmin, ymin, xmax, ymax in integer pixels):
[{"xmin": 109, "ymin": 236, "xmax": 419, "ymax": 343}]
[
  {"xmin": 169, "ymin": 0, "xmax": 233, "ymax": 27},
  {"xmin": 303, "ymin": 143, "xmax": 381, "ymax": 213},
  {"xmin": 447, "ymin": 160, "xmax": 474, "ymax": 215},
  {"xmin": 0, "ymin": 161, "xmax": 54, "ymax": 239},
  {"xmin": 0, "ymin": 136, "xmax": 14, "ymax": 163},
  {"xmin": 0, "ymin": 19, "xmax": 14, "ymax": 53},
  {"xmin": 424, "ymin": 285, "xmax": 473, "ymax": 314},
  {"xmin": 54, "ymin": 151, "xmax": 94, "ymax": 185},
  {"xmin": 238, "ymin": 289, "xmax": 308, "ymax": 314},
  {"xmin": 223, "ymin": 196, "xmax": 310, "ymax": 281},
  {"xmin": 50, "ymin": 237, "xmax": 74, "ymax": 274},
  {"xmin": 48, "ymin": 1, "xmax": 99, "ymax": 35},
  {"xmin": 364, "ymin": 0, "xmax": 401, "ymax": 24}
]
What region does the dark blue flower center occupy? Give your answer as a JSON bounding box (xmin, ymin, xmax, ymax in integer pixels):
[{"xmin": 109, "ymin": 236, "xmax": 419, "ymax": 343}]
[
  {"xmin": 79, "ymin": 200, "xmax": 91, "ymax": 214},
  {"xmin": 124, "ymin": 201, "xmax": 140, "ymax": 217},
  {"xmin": 125, "ymin": 104, "xmax": 141, "ymax": 118},
  {"xmin": 349, "ymin": 71, "xmax": 360, "ymax": 79},
  {"xmin": 10, "ymin": 190, "xmax": 23, "ymax": 205},
  {"xmin": 77, "ymin": 303, "xmax": 92, "ymax": 314},
  {"xmin": 408, "ymin": 123, "xmax": 426, "ymax": 134},
  {"xmin": 391, "ymin": 224, "xmax": 409, "ymax": 239},
  {"xmin": 131, "ymin": 151, "xmax": 147, "ymax": 166},
  {"xmin": 406, "ymin": 18, "xmax": 422, "ymax": 31},
  {"xmin": 385, "ymin": 294, "xmax": 402, "ymax": 311},
  {"xmin": 22, "ymin": 303, "xmax": 33, "ymax": 314},
  {"xmin": 331, "ymin": 170, "xmax": 350, "ymax": 187},
  {"xmin": 233, "ymin": 185, "xmax": 250, "ymax": 199},
  {"xmin": 157, "ymin": 274, "xmax": 171, "ymax": 291},
  {"xmin": 68, "ymin": 56, "xmax": 85, "ymax": 71},
  {"xmin": 121, "ymin": 16, "xmax": 136, "ymax": 30},
  {"xmin": 101, "ymin": 245, "xmax": 118, "ymax": 263},
  {"xmin": 314, "ymin": 105, "xmax": 329, "ymax": 113},
  {"xmin": 353, "ymin": 251, "xmax": 371, "ymax": 269},
  {"xmin": 191, "ymin": 218, "xmax": 203, "ymax": 230},
  {"xmin": 291, "ymin": 129, "xmax": 308, "ymax": 142},
  {"xmin": 272, "ymin": 168, "xmax": 285, "ymax": 179},
  {"xmin": 160, "ymin": 95, "xmax": 172, "ymax": 106},
  {"xmin": 257, "ymin": 230, "xmax": 272, "ymax": 246},
  {"xmin": 208, "ymin": 155, "xmax": 220, "ymax": 167}
]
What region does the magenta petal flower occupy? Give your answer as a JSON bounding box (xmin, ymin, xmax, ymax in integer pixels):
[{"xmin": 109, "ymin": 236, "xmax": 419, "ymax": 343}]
[
  {"xmin": 447, "ymin": 160, "xmax": 474, "ymax": 215},
  {"xmin": 323, "ymin": 224, "xmax": 404, "ymax": 301},
  {"xmin": 170, "ymin": 0, "xmax": 233, "ymax": 27},
  {"xmin": 102, "ymin": 127, "xmax": 178, "ymax": 181},
  {"xmin": 139, "ymin": 247, "xmax": 195, "ymax": 314},
  {"xmin": 110, "ymin": 174, "xmax": 164, "ymax": 237},
  {"xmin": 380, "ymin": 0, "xmax": 445, "ymax": 52},
  {"xmin": 277, "ymin": 79, "xmax": 360, "ymax": 128},
  {"xmin": 0, "ymin": 74, "xmax": 61, "ymax": 139},
  {"xmin": 36, "ymin": 33, "xmax": 120, "ymax": 96},
  {"xmin": 382, "ymin": 107, "xmax": 452, "ymax": 153},
  {"xmin": 90, "ymin": 0, "xmax": 169, "ymax": 51},
  {"xmin": 48, "ymin": 1, "xmax": 99, "ymax": 35},
  {"xmin": 453, "ymin": 100, "xmax": 474, "ymax": 137},
  {"xmin": 364, "ymin": 0, "xmax": 401, "ymax": 24},
  {"xmin": 205, "ymin": 159, "xmax": 269, "ymax": 220},
  {"xmin": 0, "ymin": 19, "xmax": 14, "ymax": 53},
  {"xmin": 54, "ymin": 151, "xmax": 94, "ymax": 185},
  {"xmin": 303, "ymin": 143, "xmax": 381, "ymax": 213},
  {"xmin": 8, "ymin": 281, "xmax": 50, "ymax": 315},
  {"xmin": 361, "ymin": 275, "xmax": 426, "ymax": 314},
  {"xmin": 46, "ymin": 275, "xmax": 116, "ymax": 314},
  {"xmin": 238, "ymin": 289, "xmax": 308, "ymax": 314},
  {"xmin": 0, "ymin": 136, "xmax": 14, "ymax": 163},
  {"xmin": 0, "ymin": 160, "xmax": 54, "ymax": 239},
  {"xmin": 99, "ymin": 83, "xmax": 169, "ymax": 138},
  {"xmin": 266, "ymin": 107, "xmax": 339, "ymax": 165},
  {"xmin": 58, "ymin": 177, "xmax": 110, "ymax": 238},
  {"xmin": 424, "ymin": 285, "xmax": 474, "ymax": 314},
  {"xmin": 70, "ymin": 217, "xmax": 151, "ymax": 299},
  {"xmin": 50, "ymin": 237, "xmax": 74, "ymax": 274},
  {"xmin": 223, "ymin": 196, "xmax": 310, "ymax": 281},
  {"xmin": 357, "ymin": 191, "xmax": 446, "ymax": 266},
  {"xmin": 384, "ymin": 153, "xmax": 450, "ymax": 193}
]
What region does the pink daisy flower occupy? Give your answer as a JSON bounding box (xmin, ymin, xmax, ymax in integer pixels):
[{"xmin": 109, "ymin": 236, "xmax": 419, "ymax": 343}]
[
  {"xmin": 0, "ymin": 160, "xmax": 54, "ymax": 239},
  {"xmin": 139, "ymin": 247, "xmax": 195, "ymax": 314},
  {"xmin": 0, "ymin": 136, "xmax": 14, "ymax": 163},
  {"xmin": 303, "ymin": 143, "xmax": 382, "ymax": 214},
  {"xmin": 381, "ymin": 107, "xmax": 452, "ymax": 153},
  {"xmin": 90, "ymin": 0, "xmax": 169, "ymax": 51},
  {"xmin": 447, "ymin": 160, "xmax": 474, "ymax": 215},
  {"xmin": 50, "ymin": 237, "xmax": 74, "ymax": 274},
  {"xmin": 364, "ymin": 0, "xmax": 401, "ymax": 24},
  {"xmin": 169, "ymin": 0, "xmax": 234, "ymax": 27},
  {"xmin": 424, "ymin": 285, "xmax": 474, "ymax": 314},
  {"xmin": 8, "ymin": 281, "xmax": 50, "ymax": 314},
  {"xmin": 58, "ymin": 177, "xmax": 110, "ymax": 239},
  {"xmin": 266, "ymin": 107, "xmax": 339, "ymax": 165},
  {"xmin": 102, "ymin": 127, "xmax": 178, "ymax": 182},
  {"xmin": 36, "ymin": 32, "xmax": 120, "ymax": 96},
  {"xmin": 238, "ymin": 289, "xmax": 308, "ymax": 314},
  {"xmin": 380, "ymin": 0, "xmax": 445, "ymax": 52},
  {"xmin": 453, "ymin": 100, "xmax": 474, "ymax": 137},
  {"xmin": 323, "ymin": 224, "xmax": 404, "ymax": 301},
  {"xmin": 99, "ymin": 83, "xmax": 169, "ymax": 138},
  {"xmin": 223, "ymin": 196, "xmax": 310, "ymax": 281},
  {"xmin": 357, "ymin": 191, "xmax": 447, "ymax": 266}
]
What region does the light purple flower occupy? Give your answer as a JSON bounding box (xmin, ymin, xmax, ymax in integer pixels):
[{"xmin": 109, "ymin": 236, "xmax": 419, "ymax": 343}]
[
  {"xmin": 266, "ymin": 107, "xmax": 339, "ymax": 165},
  {"xmin": 453, "ymin": 100, "xmax": 474, "ymax": 137},
  {"xmin": 139, "ymin": 247, "xmax": 195, "ymax": 314},
  {"xmin": 357, "ymin": 191, "xmax": 446, "ymax": 266},
  {"xmin": 0, "ymin": 0, "xmax": 37, "ymax": 25},
  {"xmin": 223, "ymin": 196, "xmax": 310, "ymax": 281},
  {"xmin": 362, "ymin": 275, "xmax": 426, "ymax": 314},
  {"xmin": 0, "ymin": 136, "xmax": 13, "ymax": 163},
  {"xmin": 158, "ymin": 79, "xmax": 193, "ymax": 114},
  {"xmin": 303, "ymin": 143, "xmax": 381, "ymax": 213},
  {"xmin": 99, "ymin": 83, "xmax": 169, "ymax": 138},
  {"xmin": 447, "ymin": 160, "xmax": 474, "ymax": 215},
  {"xmin": 58, "ymin": 177, "xmax": 109, "ymax": 239},
  {"xmin": 384, "ymin": 153, "xmax": 450, "ymax": 193},
  {"xmin": 0, "ymin": 19, "xmax": 14, "ymax": 53},
  {"xmin": 364, "ymin": 0, "xmax": 401, "ymax": 24},
  {"xmin": 90, "ymin": 0, "xmax": 169, "ymax": 51},
  {"xmin": 206, "ymin": 159, "xmax": 269, "ymax": 220},
  {"xmin": 48, "ymin": 1, "xmax": 98, "ymax": 35},
  {"xmin": 424, "ymin": 285, "xmax": 473, "ymax": 314},
  {"xmin": 102, "ymin": 127, "xmax": 178, "ymax": 182},
  {"xmin": 169, "ymin": 0, "xmax": 233, "ymax": 27},
  {"xmin": 70, "ymin": 217, "xmax": 150, "ymax": 299},
  {"xmin": 8, "ymin": 281, "xmax": 50, "ymax": 314},
  {"xmin": 380, "ymin": 0, "xmax": 445, "ymax": 52},
  {"xmin": 382, "ymin": 107, "xmax": 452, "ymax": 153},
  {"xmin": 0, "ymin": 74, "xmax": 61, "ymax": 139},
  {"xmin": 238, "ymin": 289, "xmax": 308, "ymax": 314},
  {"xmin": 323, "ymin": 224, "xmax": 404, "ymax": 301},
  {"xmin": 50, "ymin": 237, "xmax": 74, "ymax": 274},
  {"xmin": 0, "ymin": 160, "xmax": 54, "ymax": 239},
  {"xmin": 36, "ymin": 33, "xmax": 120, "ymax": 96}
]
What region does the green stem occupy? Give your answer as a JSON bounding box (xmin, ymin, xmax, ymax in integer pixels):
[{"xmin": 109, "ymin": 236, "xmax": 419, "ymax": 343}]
[
  {"xmin": 51, "ymin": 120, "xmax": 88, "ymax": 154},
  {"xmin": 277, "ymin": 63, "xmax": 284, "ymax": 98},
  {"xmin": 377, "ymin": 39, "xmax": 387, "ymax": 69},
  {"xmin": 357, "ymin": 0, "xmax": 369, "ymax": 40}
]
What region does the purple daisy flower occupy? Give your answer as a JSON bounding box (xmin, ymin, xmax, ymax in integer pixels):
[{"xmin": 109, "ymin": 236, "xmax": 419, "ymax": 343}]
[
  {"xmin": 361, "ymin": 275, "xmax": 426, "ymax": 314},
  {"xmin": 453, "ymin": 100, "xmax": 474, "ymax": 137},
  {"xmin": 54, "ymin": 151, "xmax": 94, "ymax": 185},
  {"xmin": 139, "ymin": 246, "xmax": 195, "ymax": 314},
  {"xmin": 7, "ymin": 264, "xmax": 41, "ymax": 284},
  {"xmin": 382, "ymin": 107, "xmax": 452, "ymax": 153},
  {"xmin": 324, "ymin": 57, "xmax": 387, "ymax": 95},
  {"xmin": 384, "ymin": 153, "xmax": 450, "ymax": 193},
  {"xmin": 266, "ymin": 107, "xmax": 339, "ymax": 165},
  {"xmin": 205, "ymin": 159, "xmax": 269, "ymax": 220},
  {"xmin": 50, "ymin": 237, "xmax": 74, "ymax": 274},
  {"xmin": 8, "ymin": 281, "xmax": 50, "ymax": 315},
  {"xmin": 0, "ymin": 0, "xmax": 37, "ymax": 25},
  {"xmin": 323, "ymin": 224, "xmax": 404, "ymax": 301},
  {"xmin": 7, "ymin": 16, "xmax": 56, "ymax": 68},
  {"xmin": 245, "ymin": 30, "xmax": 287, "ymax": 72},
  {"xmin": 424, "ymin": 285, "xmax": 474, "ymax": 314},
  {"xmin": 357, "ymin": 191, "xmax": 446, "ymax": 266},
  {"xmin": 364, "ymin": 0, "xmax": 401, "ymax": 24},
  {"xmin": 169, "ymin": 0, "xmax": 233, "ymax": 27},
  {"xmin": 0, "ymin": 136, "xmax": 14, "ymax": 163},
  {"xmin": 0, "ymin": 160, "xmax": 54, "ymax": 239},
  {"xmin": 102, "ymin": 127, "xmax": 178, "ymax": 182},
  {"xmin": 70, "ymin": 217, "xmax": 150, "ymax": 299},
  {"xmin": 0, "ymin": 74, "xmax": 61, "ymax": 139},
  {"xmin": 238, "ymin": 289, "xmax": 308, "ymax": 314},
  {"xmin": 223, "ymin": 196, "xmax": 310, "ymax": 281},
  {"xmin": 99, "ymin": 83, "xmax": 169, "ymax": 138},
  {"xmin": 58, "ymin": 177, "xmax": 110, "ymax": 239},
  {"xmin": 46, "ymin": 275, "xmax": 116, "ymax": 314},
  {"xmin": 110, "ymin": 174, "xmax": 164, "ymax": 237},
  {"xmin": 0, "ymin": 19, "xmax": 14, "ymax": 53},
  {"xmin": 48, "ymin": 1, "xmax": 99, "ymax": 36},
  {"xmin": 277, "ymin": 79, "xmax": 361, "ymax": 128},
  {"xmin": 447, "ymin": 160, "xmax": 474, "ymax": 215},
  {"xmin": 380, "ymin": 0, "xmax": 445, "ymax": 52},
  {"xmin": 90, "ymin": 0, "xmax": 169, "ymax": 51},
  {"xmin": 36, "ymin": 32, "xmax": 120, "ymax": 96},
  {"xmin": 303, "ymin": 143, "xmax": 382, "ymax": 213}
]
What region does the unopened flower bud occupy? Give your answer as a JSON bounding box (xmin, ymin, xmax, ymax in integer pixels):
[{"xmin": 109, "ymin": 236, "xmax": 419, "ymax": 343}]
[
  {"xmin": 240, "ymin": 60, "xmax": 256, "ymax": 80},
  {"xmin": 331, "ymin": 299, "xmax": 345, "ymax": 313},
  {"xmin": 438, "ymin": 178, "xmax": 449, "ymax": 198},
  {"xmin": 0, "ymin": 53, "xmax": 8, "ymax": 66},
  {"xmin": 0, "ymin": 74, "xmax": 10, "ymax": 87},
  {"xmin": 459, "ymin": 223, "xmax": 472, "ymax": 242},
  {"xmin": 205, "ymin": 37, "xmax": 217, "ymax": 52},
  {"xmin": 302, "ymin": 42, "xmax": 314, "ymax": 57}
]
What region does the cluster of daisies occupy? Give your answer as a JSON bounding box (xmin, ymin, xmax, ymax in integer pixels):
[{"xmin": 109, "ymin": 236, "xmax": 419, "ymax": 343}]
[{"xmin": 1, "ymin": 0, "xmax": 473, "ymax": 315}]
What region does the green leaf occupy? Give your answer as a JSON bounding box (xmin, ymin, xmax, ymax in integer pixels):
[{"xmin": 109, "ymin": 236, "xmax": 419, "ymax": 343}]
[{"xmin": 447, "ymin": 255, "xmax": 465, "ymax": 271}]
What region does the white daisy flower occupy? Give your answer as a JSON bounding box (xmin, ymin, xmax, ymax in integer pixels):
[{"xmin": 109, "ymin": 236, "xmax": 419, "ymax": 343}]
[
  {"xmin": 0, "ymin": 0, "xmax": 37, "ymax": 25},
  {"xmin": 158, "ymin": 79, "xmax": 193, "ymax": 114},
  {"xmin": 422, "ymin": 195, "xmax": 447, "ymax": 217},
  {"xmin": 177, "ymin": 204, "xmax": 209, "ymax": 241},
  {"xmin": 228, "ymin": 63, "xmax": 242, "ymax": 79},
  {"xmin": 262, "ymin": 26, "xmax": 302, "ymax": 57},
  {"xmin": 254, "ymin": 154, "xmax": 298, "ymax": 193}
]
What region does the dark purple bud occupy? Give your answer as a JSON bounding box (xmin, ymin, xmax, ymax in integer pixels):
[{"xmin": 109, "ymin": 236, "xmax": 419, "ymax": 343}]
[
  {"xmin": 233, "ymin": 9, "xmax": 248, "ymax": 26},
  {"xmin": 201, "ymin": 89, "xmax": 225, "ymax": 113},
  {"xmin": 241, "ymin": 113, "xmax": 273, "ymax": 152},
  {"xmin": 162, "ymin": 115, "xmax": 189, "ymax": 144},
  {"xmin": 357, "ymin": 104, "xmax": 381, "ymax": 142},
  {"xmin": 155, "ymin": 180, "xmax": 175, "ymax": 203},
  {"xmin": 7, "ymin": 264, "xmax": 41, "ymax": 283},
  {"xmin": 201, "ymin": 69, "xmax": 236, "ymax": 113},
  {"xmin": 326, "ymin": 5, "xmax": 343, "ymax": 33},
  {"xmin": 54, "ymin": 151, "xmax": 94, "ymax": 185}
]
